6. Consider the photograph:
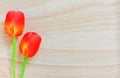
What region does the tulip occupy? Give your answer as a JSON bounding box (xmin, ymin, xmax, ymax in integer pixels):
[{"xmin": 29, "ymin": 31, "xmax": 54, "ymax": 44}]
[
  {"xmin": 4, "ymin": 11, "xmax": 24, "ymax": 37},
  {"xmin": 19, "ymin": 32, "xmax": 42, "ymax": 78},
  {"xmin": 4, "ymin": 11, "xmax": 25, "ymax": 78}
]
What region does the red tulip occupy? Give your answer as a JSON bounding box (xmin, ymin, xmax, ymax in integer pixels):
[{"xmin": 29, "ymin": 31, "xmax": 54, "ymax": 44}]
[
  {"xmin": 19, "ymin": 32, "xmax": 42, "ymax": 58},
  {"xmin": 20, "ymin": 32, "xmax": 42, "ymax": 78},
  {"xmin": 4, "ymin": 11, "xmax": 25, "ymax": 37},
  {"xmin": 4, "ymin": 11, "xmax": 25, "ymax": 78}
]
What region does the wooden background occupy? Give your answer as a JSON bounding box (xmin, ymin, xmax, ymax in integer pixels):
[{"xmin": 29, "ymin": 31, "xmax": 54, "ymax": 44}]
[{"xmin": 0, "ymin": 0, "xmax": 120, "ymax": 78}]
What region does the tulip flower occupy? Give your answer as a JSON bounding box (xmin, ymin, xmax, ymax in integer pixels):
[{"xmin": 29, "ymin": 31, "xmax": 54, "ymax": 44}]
[
  {"xmin": 5, "ymin": 11, "xmax": 24, "ymax": 37},
  {"xmin": 19, "ymin": 32, "xmax": 42, "ymax": 78},
  {"xmin": 4, "ymin": 11, "xmax": 25, "ymax": 78}
]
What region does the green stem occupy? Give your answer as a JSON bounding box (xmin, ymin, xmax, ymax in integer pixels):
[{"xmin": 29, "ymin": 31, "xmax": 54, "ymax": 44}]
[
  {"xmin": 12, "ymin": 37, "xmax": 17, "ymax": 78},
  {"xmin": 21, "ymin": 57, "xmax": 28, "ymax": 78}
]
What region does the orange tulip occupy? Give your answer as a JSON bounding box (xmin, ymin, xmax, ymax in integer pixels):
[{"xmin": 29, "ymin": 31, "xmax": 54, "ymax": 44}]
[
  {"xmin": 20, "ymin": 32, "xmax": 42, "ymax": 58},
  {"xmin": 4, "ymin": 11, "xmax": 25, "ymax": 37}
]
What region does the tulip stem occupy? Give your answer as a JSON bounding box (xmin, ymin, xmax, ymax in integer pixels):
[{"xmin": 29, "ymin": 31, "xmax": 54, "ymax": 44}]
[
  {"xmin": 21, "ymin": 57, "xmax": 28, "ymax": 78},
  {"xmin": 12, "ymin": 37, "xmax": 17, "ymax": 78}
]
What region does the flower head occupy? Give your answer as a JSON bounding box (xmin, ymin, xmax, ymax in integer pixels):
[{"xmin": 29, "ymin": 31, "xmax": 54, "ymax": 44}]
[
  {"xmin": 19, "ymin": 32, "xmax": 42, "ymax": 58},
  {"xmin": 4, "ymin": 11, "xmax": 25, "ymax": 37}
]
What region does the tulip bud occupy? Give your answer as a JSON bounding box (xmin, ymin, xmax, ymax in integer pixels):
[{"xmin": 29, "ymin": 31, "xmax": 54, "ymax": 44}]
[
  {"xmin": 4, "ymin": 11, "xmax": 25, "ymax": 37},
  {"xmin": 20, "ymin": 32, "xmax": 42, "ymax": 58}
]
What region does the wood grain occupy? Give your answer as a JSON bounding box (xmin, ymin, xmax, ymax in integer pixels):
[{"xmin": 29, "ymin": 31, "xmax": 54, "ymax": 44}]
[{"xmin": 0, "ymin": 0, "xmax": 120, "ymax": 78}]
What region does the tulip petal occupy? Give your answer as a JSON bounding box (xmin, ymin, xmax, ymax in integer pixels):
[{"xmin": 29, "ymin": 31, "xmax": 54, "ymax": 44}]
[
  {"xmin": 27, "ymin": 33, "xmax": 41, "ymax": 57},
  {"xmin": 5, "ymin": 11, "xmax": 15, "ymax": 37},
  {"xmin": 14, "ymin": 11, "xmax": 25, "ymax": 36}
]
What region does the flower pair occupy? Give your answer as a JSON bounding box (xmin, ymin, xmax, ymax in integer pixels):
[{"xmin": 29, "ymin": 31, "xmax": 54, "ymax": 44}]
[{"xmin": 4, "ymin": 11, "xmax": 42, "ymax": 78}]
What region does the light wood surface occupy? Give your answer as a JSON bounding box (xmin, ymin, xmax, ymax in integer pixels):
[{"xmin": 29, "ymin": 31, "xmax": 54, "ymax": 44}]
[{"xmin": 0, "ymin": 0, "xmax": 120, "ymax": 78}]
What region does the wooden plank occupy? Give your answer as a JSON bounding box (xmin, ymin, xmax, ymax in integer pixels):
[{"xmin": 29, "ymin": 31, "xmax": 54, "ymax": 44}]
[{"xmin": 0, "ymin": 0, "xmax": 120, "ymax": 78}]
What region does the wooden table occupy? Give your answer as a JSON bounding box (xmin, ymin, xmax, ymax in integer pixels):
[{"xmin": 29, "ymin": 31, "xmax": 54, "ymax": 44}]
[{"xmin": 0, "ymin": 0, "xmax": 120, "ymax": 78}]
